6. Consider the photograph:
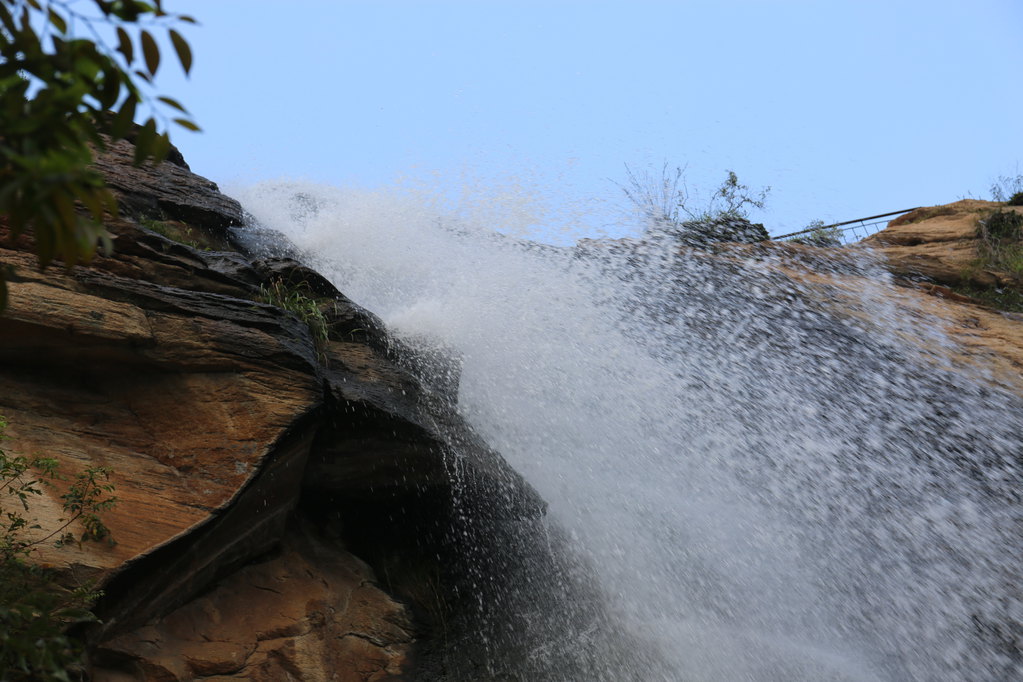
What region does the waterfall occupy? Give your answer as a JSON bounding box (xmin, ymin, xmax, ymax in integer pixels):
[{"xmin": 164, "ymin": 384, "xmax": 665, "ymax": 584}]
[{"xmin": 235, "ymin": 181, "xmax": 1022, "ymax": 681}]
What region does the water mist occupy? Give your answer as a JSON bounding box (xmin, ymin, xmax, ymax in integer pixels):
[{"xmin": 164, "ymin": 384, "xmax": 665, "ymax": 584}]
[{"xmin": 236, "ymin": 181, "xmax": 1022, "ymax": 681}]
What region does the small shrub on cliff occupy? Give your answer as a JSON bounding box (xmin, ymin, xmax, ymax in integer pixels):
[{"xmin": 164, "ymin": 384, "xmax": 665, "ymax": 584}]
[
  {"xmin": 979, "ymin": 210, "xmax": 1023, "ymax": 243},
  {"xmin": 791, "ymin": 219, "xmax": 843, "ymax": 247},
  {"xmin": 1007, "ymin": 192, "xmax": 1023, "ymax": 207},
  {"xmin": 258, "ymin": 278, "xmax": 331, "ymax": 345},
  {"xmin": 616, "ymin": 164, "xmax": 770, "ymax": 246},
  {"xmin": 0, "ymin": 415, "xmax": 117, "ymax": 681},
  {"xmin": 950, "ymin": 284, "xmax": 1023, "ymax": 314},
  {"xmin": 990, "ymin": 171, "xmax": 1023, "ymax": 203}
]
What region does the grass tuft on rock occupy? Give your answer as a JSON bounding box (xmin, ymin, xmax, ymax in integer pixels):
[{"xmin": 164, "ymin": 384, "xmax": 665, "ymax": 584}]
[{"xmin": 257, "ymin": 278, "xmax": 331, "ymax": 346}]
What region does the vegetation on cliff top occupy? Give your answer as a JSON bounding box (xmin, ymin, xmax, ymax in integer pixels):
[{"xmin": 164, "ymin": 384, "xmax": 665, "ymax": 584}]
[
  {"xmin": 943, "ymin": 205, "xmax": 1023, "ymax": 313},
  {"xmin": 789, "ymin": 219, "xmax": 843, "ymax": 247},
  {"xmin": 975, "ymin": 209, "xmax": 1023, "ymax": 277},
  {"xmin": 990, "ymin": 171, "xmax": 1023, "ymax": 205},
  {"xmin": 257, "ymin": 277, "xmax": 335, "ymax": 366},
  {"xmin": 0, "ymin": 0, "xmax": 198, "ymax": 310},
  {"xmin": 616, "ymin": 164, "xmax": 771, "ymax": 246}
]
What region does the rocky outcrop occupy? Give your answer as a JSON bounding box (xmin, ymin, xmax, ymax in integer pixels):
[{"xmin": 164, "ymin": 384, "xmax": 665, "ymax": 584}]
[
  {"xmin": 0, "ymin": 145, "xmax": 541, "ymax": 680},
  {"xmin": 864, "ymin": 199, "xmax": 1023, "ymax": 289},
  {"xmin": 14, "ymin": 138, "xmax": 1017, "ymax": 681},
  {"xmin": 860, "ymin": 199, "xmax": 1023, "ymax": 389},
  {"xmin": 90, "ymin": 137, "xmax": 244, "ymax": 232},
  {"xmin": 94, "ymin": 523, "xmax": 413, "ymax": 682}
]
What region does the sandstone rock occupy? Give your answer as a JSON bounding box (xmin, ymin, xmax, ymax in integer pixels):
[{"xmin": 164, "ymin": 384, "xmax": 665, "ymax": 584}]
[
  {"xmin": 1, "ymin": 145, "xmax": 541, "ymax": 680},
  {"xmin": 865, "ymin": 199, "xmax": 1023, "ymax": 289},
  {"xmin": 0, "ymin": 236, "xmax": 321, "ymax": 633},
  {"xmin": 92, "ymin": 523, "xmax": 413, "ymax": 682}
]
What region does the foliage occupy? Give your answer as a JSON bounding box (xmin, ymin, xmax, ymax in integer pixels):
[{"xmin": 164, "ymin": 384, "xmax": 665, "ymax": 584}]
[
  {"xmin": 990, "ymin": 170, "xmax": 1023, "ymax": 203},
  {"xmin": 791, "ymin": 219, "xmax": 843, "ymax": 247},
  {"xmin": 0, "ymin": 414, "xmax": 118, "ymax": 680},
  {"xmin": 949, "ymin": 284, "xmax": 1023, "ymax": 314},
  {"xmin": 0, "ymin": 0, "xmax": 198, "ymax": 310},
  {"xmin": 258, "ymin": 277, "xmax": 331, "ymax": 346},
  {"xmin": 616, "ymin": 164, "xmax": 770, "ymax": 246},
  {"xmin": 618, "ymin": 163, "xmax": 770, "ymax": 224},
  {"xmin": 979, "ymin": 209, "xmax": 1023, "ymax": 243},
  {"xmin": 966, "ymin": 210, "xmax": 1023, "ymax": 312},
  {"xmin": 697, "ymin": 169, "xmax": 770, "ymax": 222},
  {"xmin": 616, "ymin": 163, "xmax": 688, "ymax": 226}
]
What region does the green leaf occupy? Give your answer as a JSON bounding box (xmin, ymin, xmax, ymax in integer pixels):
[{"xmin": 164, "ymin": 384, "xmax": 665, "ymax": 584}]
[
  {"xmin": 168, "ymin": 29, "xmax": 191, "ymax": 75},
  {"xmin": 140, "ymin": 29, "xmax": 160, "ymax": 76},
  {"xmin": 110, "ymin": 94, "xmax": 137, "ymax": 139},
  {"xmin": 75, "ymin": 185, "xmax": 105, "ymax": 222},
  {"xmin": 97, "ymin": 68, "xmax": 122, "ymax": 109},
  {"xmin": 115, "ymin": 27, "xmax": 133, "ymax": 63},
  {"xmin": 46, "ymin": 8, "xmax": 67, "ymax": 34},
  {"xmin": 0, "ymin": 5, "xmax": 17, "ymax": 35},
  {"xmin": 172, "ymin": 117, "xmax": 200, "ymax": 132},
  {"xmin": 133, "ymin": 117, "xmax": 157, "ymax": 165},
  {"xmin": 156, "ymin": 95, "xmax": 187, "ymax": 113},
  {"xmin": 150, "ymin": 132, "xmax": 171, "ymax": 164}
]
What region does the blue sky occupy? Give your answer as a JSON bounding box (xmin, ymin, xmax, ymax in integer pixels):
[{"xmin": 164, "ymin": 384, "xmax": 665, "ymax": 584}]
[{"xmin": 152, "ymin": 1, "xmax": 1023, "ymax": 240}]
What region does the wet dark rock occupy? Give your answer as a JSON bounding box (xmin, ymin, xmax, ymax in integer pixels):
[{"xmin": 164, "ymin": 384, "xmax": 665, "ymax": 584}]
[{"xmin": 90, "ymin": 137, "xmax": 243, "ymax": 231}]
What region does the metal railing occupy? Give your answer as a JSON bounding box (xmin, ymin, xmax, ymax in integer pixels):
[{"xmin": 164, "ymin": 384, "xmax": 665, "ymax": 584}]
[{"xmin": 774, "ymin": 208, "xmax": 921, "ymax": 246}]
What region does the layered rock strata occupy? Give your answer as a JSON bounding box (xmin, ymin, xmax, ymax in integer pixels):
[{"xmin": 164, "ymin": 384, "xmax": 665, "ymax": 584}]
[
  {"xmin": 0, "ymin": 144, "xmax": 541, "ymax": 680},
  {"xmin": 864, "ymin": 199, "xmax": 1023, "ymax": 290}
]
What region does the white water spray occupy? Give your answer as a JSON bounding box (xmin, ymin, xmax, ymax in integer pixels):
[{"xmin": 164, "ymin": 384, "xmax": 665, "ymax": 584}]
[{"xmin": 236, "ymin": 180, "xmax": 1022, "ymax": 681}]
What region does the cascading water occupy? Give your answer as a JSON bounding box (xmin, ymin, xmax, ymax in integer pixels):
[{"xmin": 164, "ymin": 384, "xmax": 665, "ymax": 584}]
[{"xmin": 236, "ymin": 181, "xmax": 1021, "ymax": 681}]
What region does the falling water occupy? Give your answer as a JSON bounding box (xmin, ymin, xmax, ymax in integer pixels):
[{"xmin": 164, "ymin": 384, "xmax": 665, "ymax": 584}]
[{"xmin": 236, "ymin": 181, "xmax": 1021, "ymax": 681}]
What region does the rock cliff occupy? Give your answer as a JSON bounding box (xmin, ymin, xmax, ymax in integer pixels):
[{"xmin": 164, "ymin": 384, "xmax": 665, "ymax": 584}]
[
  {"xmin": 0, "ymin": 139, "xmax": 542, "ymax": 681},
  {"xmin": 866, "ymin": 199, "xmax": 1023, "ymax": 291},
  {"xmin": 5, "ymin": 140, "xmax": 1022, "ymax": 680}
]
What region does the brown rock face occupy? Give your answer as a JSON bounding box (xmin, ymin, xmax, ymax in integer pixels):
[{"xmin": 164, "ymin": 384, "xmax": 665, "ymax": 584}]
[
  {"xmin": 866, "ymin": 199, "xmax": 1023, "ymax": 289},
  {"xmin": 1, "ymin": 236, "xmax": 322, "ymax": 629},
  {"xmin": 93, "ymin": 523, "xmax": 413, "ymax": 682},
  {"xmin": 0, "ymin": 143, "xmax": 541, "ymax": 680}
]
